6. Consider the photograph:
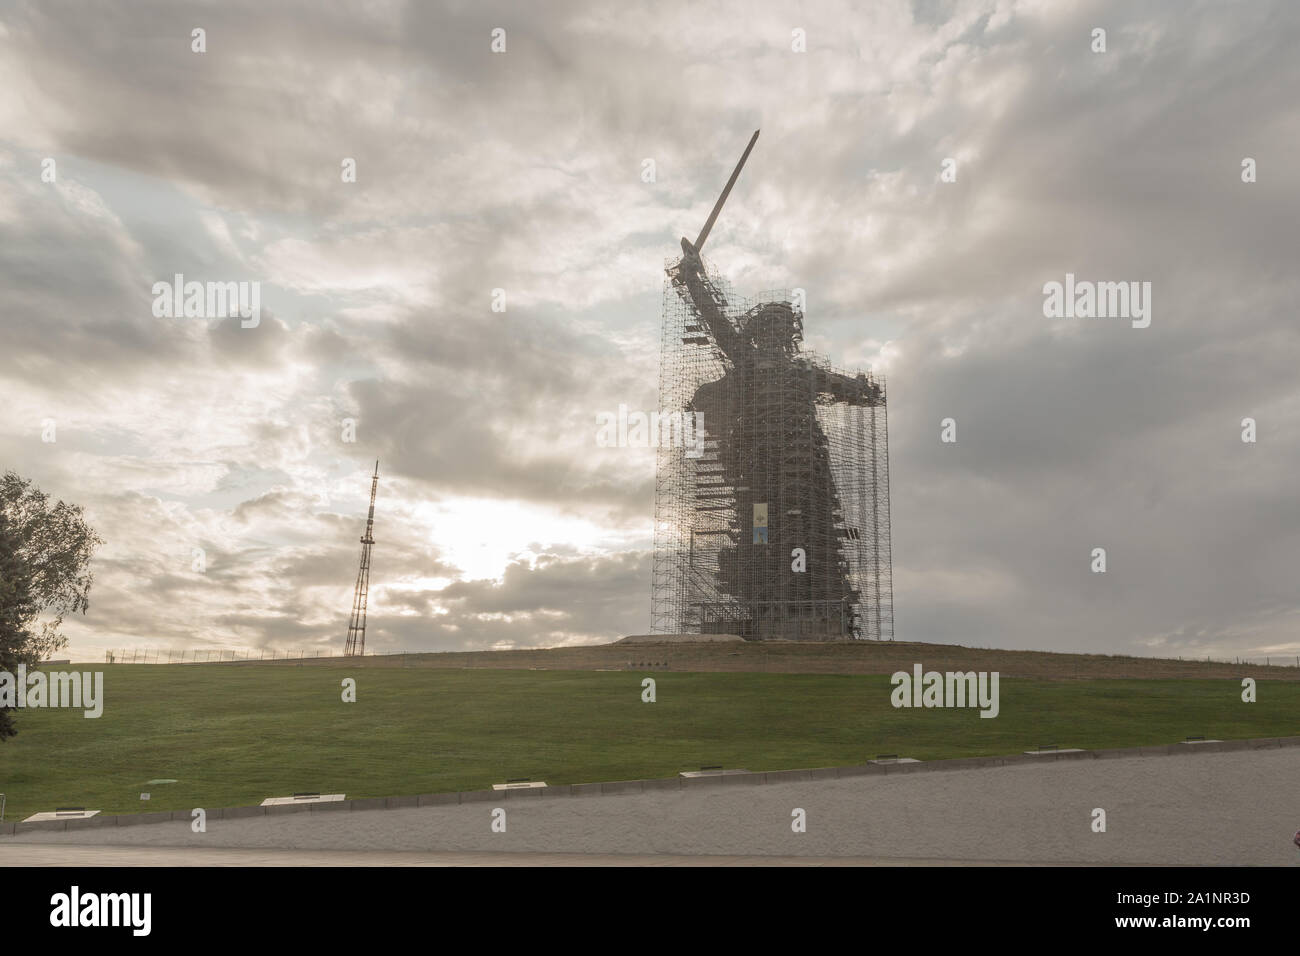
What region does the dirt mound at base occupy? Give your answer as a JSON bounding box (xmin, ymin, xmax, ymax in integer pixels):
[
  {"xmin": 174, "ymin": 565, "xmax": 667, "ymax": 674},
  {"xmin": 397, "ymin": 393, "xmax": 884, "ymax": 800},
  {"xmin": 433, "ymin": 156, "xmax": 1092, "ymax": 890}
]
[{"xmin": 615, "ymin": 633, "xmax": 745, "ymax": 644}]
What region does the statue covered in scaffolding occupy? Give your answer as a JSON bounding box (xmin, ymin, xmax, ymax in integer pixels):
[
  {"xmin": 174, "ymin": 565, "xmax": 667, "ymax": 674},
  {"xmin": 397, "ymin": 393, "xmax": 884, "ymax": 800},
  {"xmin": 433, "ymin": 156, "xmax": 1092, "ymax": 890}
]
[{"xmin": 651, "ymin": 131, "xmax": 893, "ymax": 640}]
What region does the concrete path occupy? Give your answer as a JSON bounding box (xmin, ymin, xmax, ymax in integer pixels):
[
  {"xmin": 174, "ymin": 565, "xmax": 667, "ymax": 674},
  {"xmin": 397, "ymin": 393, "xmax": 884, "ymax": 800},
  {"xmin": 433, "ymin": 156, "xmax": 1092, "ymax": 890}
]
[
  {"xmin": 6, "ymin": 748, "xmax": 1299, "ymax": 865},
  {"xmin": 0, "ymin": 845, "xmax": 1054, "ymax": 866}
]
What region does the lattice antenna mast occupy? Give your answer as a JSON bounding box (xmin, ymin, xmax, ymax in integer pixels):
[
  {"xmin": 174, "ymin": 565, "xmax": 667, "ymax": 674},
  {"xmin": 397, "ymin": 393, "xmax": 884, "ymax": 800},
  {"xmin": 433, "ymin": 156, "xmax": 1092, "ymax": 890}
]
[{"xmin": 343, "ymin": 460, "xmax": 379, "ymax": 657}]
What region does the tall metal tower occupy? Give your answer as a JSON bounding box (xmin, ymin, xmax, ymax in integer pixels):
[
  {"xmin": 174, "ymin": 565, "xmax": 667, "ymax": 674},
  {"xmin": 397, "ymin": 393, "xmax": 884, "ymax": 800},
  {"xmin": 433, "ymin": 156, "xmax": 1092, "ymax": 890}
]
[{"xmin": 343, "ymin": 460, "xmax": 379, "ymax": 657}]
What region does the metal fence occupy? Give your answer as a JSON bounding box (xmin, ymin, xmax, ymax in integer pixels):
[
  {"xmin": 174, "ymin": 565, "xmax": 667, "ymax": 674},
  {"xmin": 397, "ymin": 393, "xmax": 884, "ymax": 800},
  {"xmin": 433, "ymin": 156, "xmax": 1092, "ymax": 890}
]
[
  {"xmin": 102, "ymin": 647, "xmax": 366, "ymax": 664},
  {"xmin": 96, "ymin": 645, "xmax": 1300, "ymax": 668}
]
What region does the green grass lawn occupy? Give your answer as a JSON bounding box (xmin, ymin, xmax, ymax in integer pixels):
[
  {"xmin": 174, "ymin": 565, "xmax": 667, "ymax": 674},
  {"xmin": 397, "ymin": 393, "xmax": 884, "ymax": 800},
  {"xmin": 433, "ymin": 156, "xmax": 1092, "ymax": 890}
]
[{"xmin": 1, "ymin": 664, "xmax": 1296, "ymax": 821}]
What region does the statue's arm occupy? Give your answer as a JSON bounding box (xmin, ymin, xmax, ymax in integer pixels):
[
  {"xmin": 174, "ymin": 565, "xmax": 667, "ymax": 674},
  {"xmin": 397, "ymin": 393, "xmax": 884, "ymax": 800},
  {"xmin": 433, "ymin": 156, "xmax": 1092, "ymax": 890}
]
[
  {"xmin": 672, "ymin": 260, "xmax": 746, "ymax": 362},
  {"xmin": 797, "ymin": 359, "xmax": 883, "ymax": 406}
]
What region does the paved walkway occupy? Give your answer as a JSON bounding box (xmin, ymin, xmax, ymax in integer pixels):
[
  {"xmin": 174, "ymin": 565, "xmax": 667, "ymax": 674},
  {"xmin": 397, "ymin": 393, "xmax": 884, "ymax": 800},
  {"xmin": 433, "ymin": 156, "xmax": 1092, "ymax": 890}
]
[
  {"xmin": 6, "ymin": 748, "xmax": 1299, "ymax": 865},
  {"xmin": 0, "ymin": 845, "xmax": 1059, "ymax": 866}
]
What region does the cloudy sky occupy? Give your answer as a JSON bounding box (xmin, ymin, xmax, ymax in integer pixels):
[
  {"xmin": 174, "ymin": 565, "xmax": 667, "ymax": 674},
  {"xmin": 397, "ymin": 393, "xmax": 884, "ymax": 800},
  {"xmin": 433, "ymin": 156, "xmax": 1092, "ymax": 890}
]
[{"xmin": 1, "ymin": 0, "xmax": 1297, "ymax": 661}]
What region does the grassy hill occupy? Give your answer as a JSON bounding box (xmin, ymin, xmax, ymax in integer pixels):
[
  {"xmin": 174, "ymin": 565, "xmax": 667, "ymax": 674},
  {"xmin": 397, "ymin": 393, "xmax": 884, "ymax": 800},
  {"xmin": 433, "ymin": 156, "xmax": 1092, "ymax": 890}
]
[
  {"xmin": 268, "ymin": 639, "xmax": 1300, "ymax": 679},
  {"xmin": 2, "ymin": 648, "xmax": 1298, "ymax": 822}
]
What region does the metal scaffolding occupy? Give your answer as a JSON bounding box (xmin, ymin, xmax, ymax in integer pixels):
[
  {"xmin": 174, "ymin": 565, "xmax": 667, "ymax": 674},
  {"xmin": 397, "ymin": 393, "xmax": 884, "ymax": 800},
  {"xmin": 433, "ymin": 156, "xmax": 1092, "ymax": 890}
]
[
  {"xmin": 649, "ymin": 130, "xmax": 892, "ymax": 641},
  {"xmin": 650, "ymin": 262, "xmax": 893, "ymax": 641}
]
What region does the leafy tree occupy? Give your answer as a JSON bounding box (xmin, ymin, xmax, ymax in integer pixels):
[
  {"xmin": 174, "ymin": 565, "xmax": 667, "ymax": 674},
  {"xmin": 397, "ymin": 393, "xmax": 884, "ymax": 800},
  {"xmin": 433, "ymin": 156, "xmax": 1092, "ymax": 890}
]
[{"xmin": 0, "ymin": 471, "xmax": 103, "ymax": 740}]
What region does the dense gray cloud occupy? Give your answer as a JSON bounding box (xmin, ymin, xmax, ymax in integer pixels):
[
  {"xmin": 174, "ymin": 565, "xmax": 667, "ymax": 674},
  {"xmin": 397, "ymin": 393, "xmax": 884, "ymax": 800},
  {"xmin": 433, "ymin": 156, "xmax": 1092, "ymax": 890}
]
[{"xmin": 0, "ymin": 0, "xmax": 1296, "ymax": 661}]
